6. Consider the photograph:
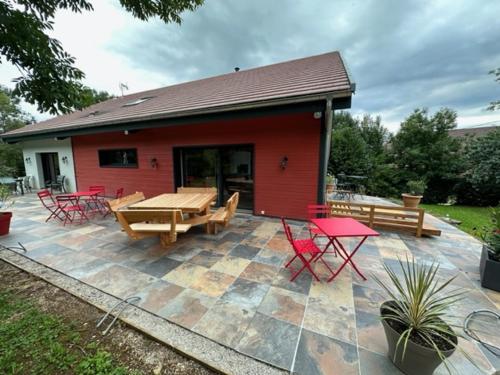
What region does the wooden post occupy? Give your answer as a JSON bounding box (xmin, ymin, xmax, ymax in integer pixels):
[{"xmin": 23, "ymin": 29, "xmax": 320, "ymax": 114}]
[{"xmin": 416, "ymin": 209, "xmax": 424, "ymax": 237}]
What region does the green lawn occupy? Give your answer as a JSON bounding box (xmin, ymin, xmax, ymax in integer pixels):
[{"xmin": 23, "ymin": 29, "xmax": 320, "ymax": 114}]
[
  {"xmin": 0, "ymin": 291, "xmax": 141, "ymax": 375},
  {"xmin": 419, "ymin": 204, "xmax": 492, "ymax": 237}
]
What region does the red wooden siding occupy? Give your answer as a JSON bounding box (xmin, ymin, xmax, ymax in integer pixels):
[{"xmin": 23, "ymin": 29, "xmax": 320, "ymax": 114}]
[{"xmin": 72, "ymin": 112, "xmax": 321, "ymax": 219}]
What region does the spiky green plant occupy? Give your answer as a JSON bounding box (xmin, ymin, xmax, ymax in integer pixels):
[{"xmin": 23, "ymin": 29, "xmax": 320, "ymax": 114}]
[{"xmin": 374, "ymin": 257, "xmax": 470, "ymax": 373}]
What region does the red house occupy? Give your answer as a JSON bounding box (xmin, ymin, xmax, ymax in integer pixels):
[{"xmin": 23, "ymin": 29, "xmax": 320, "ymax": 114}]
[{"xmin": 3, "ymin": 51, "xmax": 354, "ymax": 219}]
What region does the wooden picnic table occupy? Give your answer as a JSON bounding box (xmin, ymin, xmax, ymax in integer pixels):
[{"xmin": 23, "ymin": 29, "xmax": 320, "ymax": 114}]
[{"xmin": 128, "ymin": 192, "xmax": 216, "ymax": 232}]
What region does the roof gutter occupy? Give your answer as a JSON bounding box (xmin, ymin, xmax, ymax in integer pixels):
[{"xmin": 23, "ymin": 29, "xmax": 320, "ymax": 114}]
[{"xmin": 2, "ymin": 89, "xmax": 353, "ymax": 142}]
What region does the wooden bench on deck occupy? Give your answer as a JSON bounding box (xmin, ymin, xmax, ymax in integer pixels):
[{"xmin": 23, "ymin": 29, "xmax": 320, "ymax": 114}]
[
  {"xmin": 115, "ymin": 209, "xmax": 191, "ymax": 247},
  {"xmin": 208, "ymin": 192, "xmax": 239, "ymax": 234},
  {"xmin": 327, "ymin": 200, "xmax": 441, "ymax": 237}
]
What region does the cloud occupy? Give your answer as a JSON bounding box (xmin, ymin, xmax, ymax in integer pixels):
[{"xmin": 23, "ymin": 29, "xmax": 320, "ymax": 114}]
[{"xmin": 1, "ymin": 0, "xmax": 499, "ymax": 130}]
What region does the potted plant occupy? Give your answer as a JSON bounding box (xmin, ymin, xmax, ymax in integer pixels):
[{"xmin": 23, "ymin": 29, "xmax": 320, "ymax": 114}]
[
  {"xmin": 478, "ymin": 205, "xmax": 500, "ymax": 292},
  {"xmin": 0, "ymin": 184, "xmax": 14, "ymax": 236},
  {"xmin": 402, "ymin": 179, "xmax": 426, "ymax": 208},
  {"xmin": 374, "ymin": 258, "xmax": 467, "ymax": 375},
  {"xmin": 326, "ymin": 174, "xmax": 335, "ymax": 194}
]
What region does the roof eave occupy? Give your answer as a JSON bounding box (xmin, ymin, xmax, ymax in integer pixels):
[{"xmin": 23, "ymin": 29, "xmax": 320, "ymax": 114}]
[{"xmin": 2, "ymin": 89, "xmax": 352, "ymax": 142}]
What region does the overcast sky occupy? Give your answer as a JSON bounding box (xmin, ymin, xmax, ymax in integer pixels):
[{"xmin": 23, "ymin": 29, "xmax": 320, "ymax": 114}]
[{"xmin": 1, "ymin": 0, "xmax": 499, "ymax": 131}]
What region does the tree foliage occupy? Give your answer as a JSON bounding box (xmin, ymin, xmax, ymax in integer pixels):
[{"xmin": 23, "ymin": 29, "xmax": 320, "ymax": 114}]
[
  {"xmin": 487, "ymin": 68, "xmax": 500, "ymax": 111},
  {"xmin": 390, "ymin": 108, "xmax": 463, "ymax": 203},
  {"xmin": 0, "ymin": 85, "xmax": 31, "ymax": 176},
  {"xmin": 74, "ymin": 87, "xmax": 114, "ymax": 110},
  {"xmin": 458, "ymin": 129, "xmax": 500, "ymax": 205},
  {"xmin": 329, "ymin": 112, "xmax": 396, "ymax": 197},
  {"xmin": 0, "ymin": 0, "xmax": 203, "ymax": 115}
]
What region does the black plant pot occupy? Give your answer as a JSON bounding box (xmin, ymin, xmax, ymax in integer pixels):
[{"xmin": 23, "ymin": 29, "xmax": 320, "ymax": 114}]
[
  {"xmin": 480, "ymin": 245, "xmax": 500, "ymax": 292},
  {"xmin": 380, "ymin": 302, "xmax": 457, "ymax": 375}
]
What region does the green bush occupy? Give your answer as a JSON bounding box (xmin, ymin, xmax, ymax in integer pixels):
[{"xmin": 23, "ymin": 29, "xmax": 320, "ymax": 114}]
[
  {"xmin": 406, "ymin": 179, "xmax": 426, "ymax": 195},
  {"xmin": 457, "ymin": 129, "xmax": 500, "ymax": 206}
]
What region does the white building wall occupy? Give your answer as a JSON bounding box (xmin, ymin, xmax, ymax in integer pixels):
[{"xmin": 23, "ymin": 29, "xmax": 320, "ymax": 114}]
[{"xmin": 21, "ymin": 138, "xmax": 77, "ymax": 192}]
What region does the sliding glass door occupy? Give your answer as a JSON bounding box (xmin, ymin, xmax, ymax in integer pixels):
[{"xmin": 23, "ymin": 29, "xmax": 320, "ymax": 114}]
[{"xmin": 175, "ymin": 145, "xmax": 253, "ymax": 210}]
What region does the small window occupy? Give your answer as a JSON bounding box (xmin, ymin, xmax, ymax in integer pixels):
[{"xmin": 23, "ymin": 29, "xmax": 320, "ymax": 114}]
[
  {"xmin": 122, "ymin": 96, "xmax": 154, "ymax": 107},
  {"xmin": 98, "ymin": 149, "xmax": 138, "ymax": 168}
]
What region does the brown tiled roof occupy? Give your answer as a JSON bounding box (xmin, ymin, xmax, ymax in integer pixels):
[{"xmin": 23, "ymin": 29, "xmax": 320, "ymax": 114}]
[
  {"xmin": 4, "ymin": 51, "xmax": 353, "ymax": 139},
  {"xmin": 448, "ymin": 125, "xmax": 499, "ymax": 138}
]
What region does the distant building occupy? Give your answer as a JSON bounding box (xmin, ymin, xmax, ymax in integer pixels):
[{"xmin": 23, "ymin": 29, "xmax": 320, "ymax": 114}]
[{"xmin": 449, "ymin": 123, "xmax": 499, "ymax": 139}]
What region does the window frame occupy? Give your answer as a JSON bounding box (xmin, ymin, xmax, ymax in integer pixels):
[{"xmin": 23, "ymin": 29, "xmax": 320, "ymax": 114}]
[{"xmin": 97, "ymin": 148, "xmax": 139, "ymax": 169}]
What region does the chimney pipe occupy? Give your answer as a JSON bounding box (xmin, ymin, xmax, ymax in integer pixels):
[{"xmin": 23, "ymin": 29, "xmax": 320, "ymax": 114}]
[{"xmin": 234, "ymin": 67, "xmax": 240, "ymax": 72}]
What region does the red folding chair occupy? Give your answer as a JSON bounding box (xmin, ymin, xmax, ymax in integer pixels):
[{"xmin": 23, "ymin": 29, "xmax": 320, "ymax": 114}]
[
  {"xmin": 88, "ymin": 185, "xmax": 108, "ymax": 214},
  {"xmin": 307, "ymin": 204, "xmax": 336, "ymax": 258},
  {"xmin": 55, "ymin": 195, "xmax": 89, "ymax": 225},
  {"xmin": 281, "ymin": 217, "xmax": 334, "ymax": 282},
  {"xmin": 37, "ymin": 189, "xmax": 65, "ymax": 222},
  {"xmin": 115, "ymin": 187, "xmax": 124, "ymax": 199}
]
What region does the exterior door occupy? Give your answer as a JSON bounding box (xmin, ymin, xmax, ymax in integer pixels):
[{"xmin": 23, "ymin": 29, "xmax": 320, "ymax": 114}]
[
  {"xmin": 175, "ymin": 145, "xmax": 253, "ymax": 210},
  {"xmin": 40, "ymin": 152, "xmax": 60, "ymax": 185}
]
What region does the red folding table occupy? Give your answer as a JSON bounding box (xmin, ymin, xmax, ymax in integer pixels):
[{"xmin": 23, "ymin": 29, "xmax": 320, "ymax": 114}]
[{"xmin": 310, "ymin": 217, "xmax": 379, "ymax": 282}]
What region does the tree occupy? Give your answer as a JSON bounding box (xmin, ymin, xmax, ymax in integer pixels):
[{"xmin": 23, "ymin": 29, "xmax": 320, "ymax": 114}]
[
  {"xmin": 0, "ymin": 86, "xmax": 32, "ymax": 176},
  {"xmin": 458, "ymin": 129, "xmax": 500, "ymax": 205},
  {"xmin": 329, "ymin": 112, "xmax": 397, "ymax": 196},
  {"xmin": 74, "ymin": 86, "xmax": 115, "ymax": 110},
  {"xmin": 487, "ymin": 68, "xmax": 500, "ymax": 111},
  {"xmin": 329, "ymin": 112, "xmax": 370, "ymax": 177},
  {"xmin": 390, "ymin": 108, "xmax": 463, "ymax": 203},
  {"xmin": 0, "ymin": 0, "xmax": 203, "ymax": 115}
]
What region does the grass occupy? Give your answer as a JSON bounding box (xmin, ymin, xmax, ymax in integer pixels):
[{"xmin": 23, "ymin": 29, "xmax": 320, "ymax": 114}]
[
  {"xmin": 419, "ymin": 204, "xmax": 492, "ymax": 237},
  {"xmin": 0, "ymin": 291, "xmax": 141, "ymax": 375}
]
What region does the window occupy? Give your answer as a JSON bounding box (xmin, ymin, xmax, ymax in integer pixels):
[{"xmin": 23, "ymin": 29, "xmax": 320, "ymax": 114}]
[
  {"xmin": 98, "ymin": 149, "xmax": 138, "ymax": 168},
  {"xmin": 122, "ymin": 96, "xmax": 154, "ymax": 107}
]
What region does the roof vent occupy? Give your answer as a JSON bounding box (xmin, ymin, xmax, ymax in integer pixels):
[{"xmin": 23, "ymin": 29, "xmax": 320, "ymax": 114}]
[
  {"xmin": 234, "ymin": 67, "xmax": 240, "ymax": 72},
  {"xmin": 123, "ymin": 96, "xmax": 154, "ymax": 107},
  {"xmin": 87, "ymin": 110, "xmax": 100, "ymax": 117}
]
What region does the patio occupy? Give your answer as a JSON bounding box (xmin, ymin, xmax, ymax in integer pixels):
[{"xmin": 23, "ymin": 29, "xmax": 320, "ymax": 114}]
[{"xmin": 2, "ymin": 194, "xmax": 499, "ymax": 374}]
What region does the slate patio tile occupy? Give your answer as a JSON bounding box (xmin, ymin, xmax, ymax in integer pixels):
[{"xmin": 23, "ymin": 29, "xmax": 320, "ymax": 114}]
[
  {"xmin": 221, "ymin": 231, "xmax": 247, "ymax": 243},
  {"xmin": 257, "ymin": 286, "xmax": 307, "ymax": 325},
  {"xmin": 26, "ymin": 243, "xmax": 73, "ymax": 261},
  {"xmin": 158, "ymin": 289, "xmax": 217, "ymax": 329},
  {"xmin": 55, "ymin": 233, "xmax": 104, "ymax": 251},
  {"xmin": 220, "ymin": 278, "xmax": 269, "ymax": 310},
  {"xmin": 358, "ymin": 348, "xmax": 402, "ymax": 375},
  {"xmin": 265, "ymin": 235, "xmax": 291, "ymax": 254},
  {"xmin": 236, "ymin": 312, "xmax": 300, "ymax": 370},
  {"xmin": 251, "ymin": 221, "xmax": 282, "ymax": 238},
  {"xmin": 188, "ymin": 250, "xmax": 224, "ymax": 267},
  {"xmin": 84, "ymin": 242, "xmax": 137, "ymax": 262},
  {"xmin": 162, "ymin": 262, "xmax": 209, "ymax": 288},
  {"xmin": 304, "ymin": 276, "xmax": 356, "ymax": 344},
  {"xmin": 272, "ymin": 267, "xmax": 312, "ymax": 295},
  {"xmin": 352, "ymin": 284, "xmax": 387, "ymax": 316},
  {"xmin": 65, "ymin": 258, "xmax": 115, "ymax": 279},
  {"xmin": 240, "ymin": 234, "xmax": 269, "ymax": 248},
  {"xmin": 190, "ymin": 270, "xmax": 236, "ymax": 297},
  {"xmin": 80, "ymin": 264, "xmax": 156, "ymax": 298},
  {"xmin": 134, "ymin": 256, "xmax": 182, "ymax": 278},
  {"xmin": 193, "ymin": 300, "xmax": 255, "ymax": 347},
  {"xmin": 293, "ymin": 329, "xmax": 359, "ymax": 375},
  {"xmin": 135, "ymin": 279, "xmax": 184, "ymax": 313},
  {"xmin": 1, "ymin": 231, "xmax": 41, "ymax": 247},
  {"xmin": 229, "ymin": 244, "xmax": 261, "ymax": 260},
  {"xmin": 165, "ymin": 245, "xmax": 203, "ymax": 262},
  {"xmin": 355, "ymin": 310, "xmax": 387, "ymax": 355},
  {"xmin": 239, "ymin": 261, "xmax": 279, "ymax": 284},
  {"xmin": 253, "ymin": 248, "xmax": 287, "ymax": 268},
  {"xmin": 210, "ymin": 255, "xmax": 251, "ymax": 277}
]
